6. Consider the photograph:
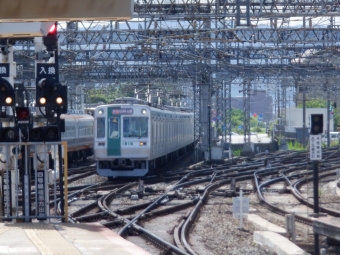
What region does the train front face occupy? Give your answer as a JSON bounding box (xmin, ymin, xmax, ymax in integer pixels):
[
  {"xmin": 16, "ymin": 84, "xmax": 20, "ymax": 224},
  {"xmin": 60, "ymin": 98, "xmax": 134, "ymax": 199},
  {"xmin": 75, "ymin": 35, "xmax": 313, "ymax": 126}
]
[{"xmin": 94, "ymin": 105, "xmax": 151, "ymax": 177}]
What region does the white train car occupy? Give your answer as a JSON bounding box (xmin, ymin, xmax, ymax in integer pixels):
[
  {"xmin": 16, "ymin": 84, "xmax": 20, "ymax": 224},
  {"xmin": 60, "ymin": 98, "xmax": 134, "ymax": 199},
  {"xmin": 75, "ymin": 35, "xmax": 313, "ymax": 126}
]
[
  {"xmin": 217, "ymin": 133, "xmax": 272, "ymax": 145},
  {"xmin": 61, "ymin": 114, "xmax": 94, "ymax": 162},
  {"xmin": 94, "ymin": 97, "xmax": 194, "ymax": 178},
  {"xmin": 20, "ymin": 112, "xmax": 94, "ymax": 171}
]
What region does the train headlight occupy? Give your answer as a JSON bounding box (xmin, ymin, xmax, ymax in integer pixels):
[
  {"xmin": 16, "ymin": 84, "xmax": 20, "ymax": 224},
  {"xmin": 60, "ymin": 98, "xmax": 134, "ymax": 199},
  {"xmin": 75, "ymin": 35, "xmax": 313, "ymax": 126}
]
[
  {"xmin": 139, "ymin": 142, "xmax": 146, "ymax": 146},
  {"xmin": 98, "ymin": 109, "xmax": 104, "ymax": 115},
  {"xmin": 141, "ymin": 109, "xmax": 147, "ymax": 115}
]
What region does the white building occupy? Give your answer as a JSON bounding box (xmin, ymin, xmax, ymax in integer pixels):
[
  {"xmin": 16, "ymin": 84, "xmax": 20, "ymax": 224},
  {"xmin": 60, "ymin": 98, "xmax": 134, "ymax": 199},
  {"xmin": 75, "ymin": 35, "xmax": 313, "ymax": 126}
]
[{"xmin": 285, "ymin": 108, "xmax": 333, "ymax": 133}]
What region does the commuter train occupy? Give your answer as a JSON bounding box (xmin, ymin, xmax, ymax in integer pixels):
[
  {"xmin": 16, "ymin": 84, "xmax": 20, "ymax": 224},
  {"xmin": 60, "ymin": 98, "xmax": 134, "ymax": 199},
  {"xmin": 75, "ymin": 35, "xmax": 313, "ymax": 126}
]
[
  {"xmin": 36, "ymin": 113, "xmax": 94, "ymax": 168},
  {"xmin": 60, "ymin": 113, "xmax": 94, "ymax": 163},
  {"xmin": 93, "ymin": 97, "xmax": 194, "ymax": 178},
  {"xmin": 0, "ymin": 112, "xmax": 94, "ymax": 173}
]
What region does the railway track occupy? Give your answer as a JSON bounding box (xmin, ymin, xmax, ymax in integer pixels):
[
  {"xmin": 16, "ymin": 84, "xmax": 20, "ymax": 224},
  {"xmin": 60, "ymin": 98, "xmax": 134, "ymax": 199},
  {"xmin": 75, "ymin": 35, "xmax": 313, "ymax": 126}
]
[{"xmin": 21, "ymin": 146, "xmax": 340, "ymax": 254}]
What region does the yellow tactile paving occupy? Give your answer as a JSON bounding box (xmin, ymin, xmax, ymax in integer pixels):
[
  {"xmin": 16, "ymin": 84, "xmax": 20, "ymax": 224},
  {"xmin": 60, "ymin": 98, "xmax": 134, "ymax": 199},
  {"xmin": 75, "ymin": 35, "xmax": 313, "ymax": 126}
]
[
  {"xmin": 0, "ymin": 227, "xmax": 10, "ymax": 234},
  {"xmin": 2, "ymin": 224, "xmax": 82, "ymax": 255},
  {"xmin": 25, "ymin": 229, "xmax": 54, "ymax": 255}
]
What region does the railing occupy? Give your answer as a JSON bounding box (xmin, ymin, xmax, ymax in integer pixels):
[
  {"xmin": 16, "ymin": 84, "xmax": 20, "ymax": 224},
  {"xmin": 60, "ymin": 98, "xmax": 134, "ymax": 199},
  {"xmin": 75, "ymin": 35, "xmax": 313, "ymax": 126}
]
[{"xmin": 0, "ymin": 141, "xmax": 68, "ymax": 222}]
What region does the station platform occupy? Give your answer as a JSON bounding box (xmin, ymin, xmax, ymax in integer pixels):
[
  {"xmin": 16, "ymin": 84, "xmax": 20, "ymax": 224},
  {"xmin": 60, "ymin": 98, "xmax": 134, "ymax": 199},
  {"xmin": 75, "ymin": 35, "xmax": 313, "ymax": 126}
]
[
  {"xmin": 0, "ymin": 222, "xmax": 151, "ymax": 255},
  {"xmin": 313, "ymin": 217, "xmax": 340, "ymax": 242}
]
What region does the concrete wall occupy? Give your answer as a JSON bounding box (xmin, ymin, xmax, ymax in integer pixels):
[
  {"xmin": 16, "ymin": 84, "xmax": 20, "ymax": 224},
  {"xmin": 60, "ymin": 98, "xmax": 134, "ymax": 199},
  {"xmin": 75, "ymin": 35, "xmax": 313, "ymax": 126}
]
[{"xmin": 285, "ymin": 108, "xmax": 333, "ymax": 132}]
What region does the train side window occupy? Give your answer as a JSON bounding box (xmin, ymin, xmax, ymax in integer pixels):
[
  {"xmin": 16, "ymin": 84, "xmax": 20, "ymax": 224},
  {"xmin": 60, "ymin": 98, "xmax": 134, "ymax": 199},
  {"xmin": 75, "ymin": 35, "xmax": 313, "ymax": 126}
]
[
  {"xmin": 97, "ymin": 118, "xmax": 105, "ymax": 138},
  {"xmin": 71, "ymin": 126, "xmax": 76, "ymax": 137},
  {"xmin": 156, "ymin": 119, "xmax": 158, "ymax": 145}
]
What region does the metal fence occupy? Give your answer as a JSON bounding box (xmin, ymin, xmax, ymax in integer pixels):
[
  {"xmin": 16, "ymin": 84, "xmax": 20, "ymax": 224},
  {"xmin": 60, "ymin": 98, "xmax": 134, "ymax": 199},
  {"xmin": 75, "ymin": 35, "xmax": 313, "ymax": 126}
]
[{"xmin": 0, "ymin": 141, "xmax": 68, "ymax": 222}]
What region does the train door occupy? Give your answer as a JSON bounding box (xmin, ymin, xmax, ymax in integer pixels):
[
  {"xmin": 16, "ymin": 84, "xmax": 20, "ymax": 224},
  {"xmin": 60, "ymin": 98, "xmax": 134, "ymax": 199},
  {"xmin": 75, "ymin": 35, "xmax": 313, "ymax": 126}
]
[{"xmin": 107, "ymin": 109, "xmax": 121, "ymax": 156}]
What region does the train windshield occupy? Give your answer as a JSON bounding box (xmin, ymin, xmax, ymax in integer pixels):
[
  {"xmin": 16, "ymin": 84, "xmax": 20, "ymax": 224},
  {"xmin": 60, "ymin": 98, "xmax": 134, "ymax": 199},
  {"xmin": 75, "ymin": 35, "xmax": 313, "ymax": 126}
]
[
  {"xmin": 109, "ymin": 117, "xmax": 119, "ymax": 138},
  {"xmin": 123, "ymin": 117, "xmax": 148, "ymax": 138}
]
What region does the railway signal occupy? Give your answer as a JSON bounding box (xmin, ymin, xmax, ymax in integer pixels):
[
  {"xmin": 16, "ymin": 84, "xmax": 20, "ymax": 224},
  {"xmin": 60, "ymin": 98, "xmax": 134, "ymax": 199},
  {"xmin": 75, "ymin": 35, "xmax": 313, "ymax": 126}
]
[
  {"xmin": 15, "ymin": 107, "xmax": 30, "ymax": 124},
  {"xmin": 43, "ymin": 23, "xmax": 57, "ymax": 51},
  {"xmin": 29, "ymin": 126, "xmax": 59, "ymax": 142},
  {"xmin": 36, "ymin": 78, "xmax": 66, "ymax": 109},
  {"xmin": 0, "ymin": 127, "xmax": 19, "ymax": 142},
  {"xmin": 0, "ymin": 78, "xmax": 15, "ymax": 107},
  {"xmin": 310, "ymin": 114, "xmax": 323, "ymax": 135}
]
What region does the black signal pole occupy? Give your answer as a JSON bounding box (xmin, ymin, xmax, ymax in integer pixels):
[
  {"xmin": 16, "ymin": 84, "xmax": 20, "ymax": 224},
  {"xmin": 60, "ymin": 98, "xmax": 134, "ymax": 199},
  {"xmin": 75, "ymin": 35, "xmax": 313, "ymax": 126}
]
[
  {"xmin": 53, "ymin": 26, "xmax": 65, "ymax": 220},
  {"xmin": 313, "ymin": 160, "xmax": 320, "ymax": 255},
  {"xmin": 57, "ymin": 107, "xmax": 64, "ymax": 218},
  {"xmin": 310, "ymin": 114, "xmax": 323, "ymax": 255},
  {"xmin": 55, "ymin": 39, "xmax": 65, "ymax": 220}
]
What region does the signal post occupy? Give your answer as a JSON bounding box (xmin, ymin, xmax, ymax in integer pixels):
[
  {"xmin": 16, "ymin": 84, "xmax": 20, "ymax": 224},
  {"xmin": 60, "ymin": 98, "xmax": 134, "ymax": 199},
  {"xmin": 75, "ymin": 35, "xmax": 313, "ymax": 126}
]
[
  {"xmin": 33, "ymin": 23, "xmax": 67, "ymax": 220},
  {"xmin": 310, "ymin": 114, "xmax": 324, "ymax": 255},
  {"xmin": 0, "ymin": 23, "xmax": 67, "ymax": 223},
  {"xmin": 0, "ymin": 0, "xmax": 132, "ymax": 224},
  {"xmin": 0, "ymin": 39, "xmax": 19, "ymax": 220}
]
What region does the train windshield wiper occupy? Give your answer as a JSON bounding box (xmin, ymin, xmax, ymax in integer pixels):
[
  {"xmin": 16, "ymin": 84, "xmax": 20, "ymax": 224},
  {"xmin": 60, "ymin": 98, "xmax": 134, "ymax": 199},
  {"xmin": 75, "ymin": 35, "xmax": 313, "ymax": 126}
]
[{"xmin": 138, "ymin": 131, "xmax": 147, "ymax": 139}]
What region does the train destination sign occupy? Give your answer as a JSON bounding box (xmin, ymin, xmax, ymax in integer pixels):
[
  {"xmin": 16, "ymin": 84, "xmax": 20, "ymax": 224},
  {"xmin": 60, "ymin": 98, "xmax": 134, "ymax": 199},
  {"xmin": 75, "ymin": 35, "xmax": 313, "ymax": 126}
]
[{"xmin": 111, "ymin": 108, "xmax": 133, "ymax": 115}]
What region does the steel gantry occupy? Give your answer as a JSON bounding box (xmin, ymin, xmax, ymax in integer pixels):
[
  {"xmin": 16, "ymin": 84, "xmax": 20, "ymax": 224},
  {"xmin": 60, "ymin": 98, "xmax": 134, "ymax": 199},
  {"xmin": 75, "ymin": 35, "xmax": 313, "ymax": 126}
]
[{"xmin": 10, "ymin": 0, "xmax": 340, "ymax": 160}]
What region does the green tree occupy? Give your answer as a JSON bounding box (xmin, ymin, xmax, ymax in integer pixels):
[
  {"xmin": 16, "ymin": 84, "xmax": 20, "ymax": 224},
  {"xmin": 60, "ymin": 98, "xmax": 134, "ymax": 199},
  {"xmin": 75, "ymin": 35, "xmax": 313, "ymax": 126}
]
[
  {"xmin": 250, "ymin": 116, "xmax": 258, "ymax": 128},
  {"xmin": 333, "ymin": 107, "xmax": 340, "ymax": 130},
  {"xmin": 231, "ymin": 109, "xmax": 243, "ymax": 126},
  {"xmin": 297, "ymin": 98, "xmax": 327, "ymax": 108},
  {"xmin": 86, "ymin": 86, "xmax": 123, "ymax": 104}
]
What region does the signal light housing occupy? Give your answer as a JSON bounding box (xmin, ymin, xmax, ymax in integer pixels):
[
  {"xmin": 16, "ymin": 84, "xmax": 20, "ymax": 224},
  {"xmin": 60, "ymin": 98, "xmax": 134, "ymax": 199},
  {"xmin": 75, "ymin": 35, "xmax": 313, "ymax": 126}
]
[
  {"xmin": 0, "ymin": 127, "xmax": 19, "ymax": 142},
  {"xmin": 29, "ymin": 127, "xmax": 44, "ymax": 142},
  {"xmin": 310, "ymin": 114, "xmax": 323, "ymax": 135},
  {"xmin": 36, "ymin": 78, "xmax": 67, "ymax": 111},
  {"xmin": 16, "ymin": 107, "xmax": 30, "ymax": 124},
  {"xmin": 29, "ymin": 126, "xmax": 59, "ymax": 142},
  {"xmin": 0, "ymin": 78, "xmax": 15, "ymax": 107},
  {"xmin": 45, "ymin": 126, "xmax": 59, "ymax": 141}
]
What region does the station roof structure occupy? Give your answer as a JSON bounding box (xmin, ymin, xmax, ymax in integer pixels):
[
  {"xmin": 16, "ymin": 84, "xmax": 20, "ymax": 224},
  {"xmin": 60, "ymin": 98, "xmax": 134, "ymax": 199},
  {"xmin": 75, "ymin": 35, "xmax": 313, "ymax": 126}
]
[{"xmin": 7, "ymin": 1, "xmax": 340, "ymax": 100}]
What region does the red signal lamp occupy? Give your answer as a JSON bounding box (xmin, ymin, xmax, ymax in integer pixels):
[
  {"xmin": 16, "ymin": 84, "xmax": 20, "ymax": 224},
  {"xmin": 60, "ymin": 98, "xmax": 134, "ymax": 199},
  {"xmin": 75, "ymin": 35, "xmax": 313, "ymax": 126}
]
[
  {"xmin": 49, "ymin": 24, "xmax": 57, "ymax": 34},
  {"xmin": 43, "ymin": 23, "xmax": 57, "ymax": 51},
  {"xmin": 16, "ymin": 107, "xmax": 30, "ymax": 124}
]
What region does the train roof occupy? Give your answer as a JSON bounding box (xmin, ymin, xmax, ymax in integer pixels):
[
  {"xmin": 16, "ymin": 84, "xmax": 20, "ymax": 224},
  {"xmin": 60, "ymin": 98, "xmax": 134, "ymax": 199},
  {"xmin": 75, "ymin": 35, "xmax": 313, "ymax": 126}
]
[
  {"xmin": 109, "ymin": 97, "xmax": 192, "ymax": 113},
  {"xmin": 32, "ymin": 112, "xmax": 94, "ymax": 121},
  {"xmin": 112, "ymin": 97, "xmax": 149, "ymax": 105},
  {"xmin": 61, "ymin": 114, "xmax": 94, "ymax": 121}
]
